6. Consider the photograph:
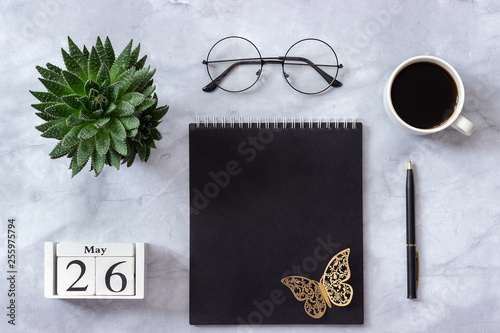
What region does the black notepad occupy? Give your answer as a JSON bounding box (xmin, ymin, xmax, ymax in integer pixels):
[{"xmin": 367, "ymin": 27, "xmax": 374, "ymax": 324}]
[{"xmin": 189, "ymin": 119, "xmax": 363, "ymax": 325}]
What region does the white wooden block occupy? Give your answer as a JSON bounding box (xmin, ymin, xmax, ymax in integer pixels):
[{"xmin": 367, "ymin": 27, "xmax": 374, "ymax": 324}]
[
  {"xmin": 57, "ymin": 243, "xmax": 135, "ymax": 257},
  {"xmin": 134, "ymin": 243, "xmax": 146, "ymax": 299},
  {"xmin": 95, "ymin": 257, "xmax": 135, "ymax": 296},
  {"xmin": 57, "ymin": 257, "xmax": 96, "ymax": 296},
  {"xmin": 45, "ymin": 242, "xmax": 146, "ymax": 299},
  {"xmin": 44, "ymin": 242, "xmax": 56, "ymax": 298}
]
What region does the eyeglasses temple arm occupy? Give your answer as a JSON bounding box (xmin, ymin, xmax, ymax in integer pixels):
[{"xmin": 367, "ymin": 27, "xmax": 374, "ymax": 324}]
[
  {"xmin": 283, "ymin": 56, "xmax": 343, "ymax": 87},
  {"xmin": 202, "ymin": 59, "xmax": 262, "ymax": 92},
  {"xmin": 202, "ymin": 57, "xmax": 343, "ymax": 92}
]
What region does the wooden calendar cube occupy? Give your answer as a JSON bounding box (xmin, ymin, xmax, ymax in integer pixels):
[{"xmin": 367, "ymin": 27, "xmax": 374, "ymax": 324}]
[
  {"xmin": 44, "ymin": 242, "xmax": 146, "ymax": 299},
  {"xmin": 95, "ymin": 257, "xmax": 135, "ymax": 296},
  {"xmin": 57, "ymin": 257, "xmax": 96, "ymax": 296}
]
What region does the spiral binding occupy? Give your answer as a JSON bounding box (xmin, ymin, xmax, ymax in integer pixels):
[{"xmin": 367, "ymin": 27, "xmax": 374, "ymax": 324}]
[{"xmin": 194, "ymin": 116, "xmax": 358, "ymax": 130}]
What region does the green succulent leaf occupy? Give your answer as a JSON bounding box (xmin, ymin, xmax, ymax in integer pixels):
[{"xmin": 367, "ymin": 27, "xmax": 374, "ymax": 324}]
[
  {"xmin": 93, "ymin": 109, "xmax": 104, "ymax": 118},
  {"xmin": 104, "ymin": 103, "xmax": 117, "ymax": 116},
  {"xmin": 95, "ymin": 117, "xmax": 110, "ymax": 128},
  {"xmin": 61, "ymin": 94, "xmax": 86, "ymax": 110},
  {"xmin": 66, "ymin": 114, "xmax": 85, "ymax": 127},
  {"xmin": 62, "ymin": 70, "xmax": 85, "ymax": 95},
  {"xmin": 137, "ymin": 69, "xmax": 156, "ymax": 92},
  {"xmin": 103, "ymin": 37, "xmax": 115, "ymax": 68},
  {"xmin": 77, "ymin": 137, "xmax": 95, "ymax": 166},
  {"xmin": 120, "ymin": 116, "xmax": 140, "ymax": 130},
  {"xmin": 70, "ymin": 154, "xmax": 87, "ymax": 177},
  {"xmin": 39, "ymin": 78, "xmax": 73, "ymax": 97},
  {"xmin": 120, "ymin": 92, "xmax": 144, "ymax": 106},
  {"xmin": 136, "ymin": 55, "xmax": 147, "ymax": 70},
  {"xmin": 61, "ymin": 126, "xmax": 82, "ymax": 148},
  {"xmin": 106, "ymin": 82, "xmax": 121, "ymax": 103},
  {"xmin": 136, "ymin": 97, "xmax": 157, "ymax": 113},
  {"xmin": 31, "ymin": 102, "xmax": 57, "ymax": 112},
  {"xmin": 79, "ymin": 108, "xmax": 95, "ymax": 121},
  {"xmin": 125, "ymin": 66, "xmax": 149, "ymax": 93},
  {"xmin": 95, "ymin": 37, "xmax": 106, "ymax": 65},
  {"xmin": 110, "ymin": 40, "xmax": 132, "ymax": 82},
  {"xmin": 82, "ymin": 45, "xmax": 90, "ymax": 59},
  {"xmin": 115, "ymin": 67, "xmax": 136, "ymax": 96},
  {"xmin": 127, "ymin": 156, "xmax": 137, "ymax": 167},
  {"xmin": 142, "ymin": 78, "xmax": 154, "ymax": 91},
  {"xmin": 92, "ymin": 150, "xmax": 106, "ymax": 176},
  {"xmin": 30, "ymin": 90, "xmax": 59, "ymax": 103},
  {"xmin": 125, "ymin": 147, "xmax": 137, "ymax": 167},
  {"xmin": 128, "ymin": 44, "xmax": 141, "ymax": 68},
  {"xmin": 150, "ymin": 128, "xmax": 163, "ymax": 141},
  {"xmin": 61, "ymin": 48, "xmax": 86, "ymax": 79},
  {"xmin": 127, "ymin": 128, "xmax": 138, "ymax": 138},
  {"xmin": 50, "ymin": 140, "xmax": 76, "ymax": 159},
  {"xmin": 36, "ymin": 66, "xmax": 66, "ymax": 85},
  {"xmin": 78, "ymin": 96, "xmax": 92, "ymax": 111},
  {"xmin": 36, "ymin": 112, "xmax": 58, "ymax": 121},
  {"xmin": 110, "ymin": 134, "xmax": 127, "ymax": 156},
  {"xmin": 107, "ymin": 148, "xmax": 121, "ymax": 170},
  {"xmin": 46, "ymin": 63, "xmax": 63, "ymax": 74},
  {"xmin": 41, "ymin": 120, "xmax": 70, "ymax": 139},
  {"xmin": 78, "ymin": 123, "xmax": 99, "ymax": 140},
  {"xmin": 114, "ymin": 100, "xmax": 135, "ymax": 117},
  {"xmin": 96, "ymin": 63, "xmax": 110, "ymax": 86},
  {"xmin": 67, "ymin": 37, "xmax": 88, "ymax": 76},
  {"xmin": 88, "ymin": 46, "xmax": 101, "ymax": 82},
  {"xmin": 36, "ymin": 119, "xmax": 63, "ymax": 133},
  {"xmin": 142, "ymin": 85, "xmax": 156, "ymax": 97},
  {"xmin": 108, "ymin": 118, "xmax": 127, "ymax": 140},
  {"xmin": 43, "ymin": 103, "xmax": 77, "ymax": 118},
  {"xmin": 84, "ymin": 80, "xmax": 100, "ymax": 97},
  {"xmin": 95, "ymin": 129, "xmax": 110, "ymax": 156},
  {"xmin": 152, "ymin": 105, "xmax": 169, "ymax": 121},
  {"xmin": 136, "ymin": 142, "xmax": 150, "ymax": 163},
  {"xmin": 145, "ymin": 136, "xmax": 157, "ymax": 149}
]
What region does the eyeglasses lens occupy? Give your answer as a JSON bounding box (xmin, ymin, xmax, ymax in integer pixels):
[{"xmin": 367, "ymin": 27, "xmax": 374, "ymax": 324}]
[
  {"xmin": 206, "ymin": 37, "xmax": 262, "ymax": 92},
  {"xmin": 283, "ymin": 39, "xmax": 340, "ymax": 94}
]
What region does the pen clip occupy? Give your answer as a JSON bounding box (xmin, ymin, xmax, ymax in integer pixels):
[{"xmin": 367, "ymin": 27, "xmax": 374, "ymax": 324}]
[{"xmin": 416, "ymin": 251, "xmax": 419, "ymax": 289}]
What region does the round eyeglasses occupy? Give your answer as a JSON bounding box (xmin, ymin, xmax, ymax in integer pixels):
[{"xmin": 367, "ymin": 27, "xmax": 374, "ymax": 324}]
[{"xmin": 202, "ymin": 36, "xmax": 343, "ymax": 95}]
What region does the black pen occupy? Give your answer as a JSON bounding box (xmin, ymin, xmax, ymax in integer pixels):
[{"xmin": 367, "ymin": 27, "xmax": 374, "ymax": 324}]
[{"xmin": 406, "ymin": 160, "xmax": 418, "ymax": 299}]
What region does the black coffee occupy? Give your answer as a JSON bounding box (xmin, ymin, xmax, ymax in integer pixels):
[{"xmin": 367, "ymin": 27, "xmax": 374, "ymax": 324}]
[{"xmin": 391, "ymin": 62, "xmax": 458, "ymax": 129}]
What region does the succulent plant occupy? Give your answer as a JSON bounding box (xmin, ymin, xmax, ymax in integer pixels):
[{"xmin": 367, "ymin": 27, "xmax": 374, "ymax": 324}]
[{"xmin": 31, "ymin": 37, "xmax": 169, "ymax": 177}]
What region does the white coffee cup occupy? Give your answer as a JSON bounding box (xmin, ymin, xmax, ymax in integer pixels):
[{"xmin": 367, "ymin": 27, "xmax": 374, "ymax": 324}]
[{"xmin": 383, "ymin": 56, "xmax": 474, "ymax": 135}]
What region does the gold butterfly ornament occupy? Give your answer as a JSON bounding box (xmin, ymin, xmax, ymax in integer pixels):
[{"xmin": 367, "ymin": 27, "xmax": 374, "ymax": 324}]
[{"xmin": 281, "ymin": 248, "xmax": 353, "ymax": 319}]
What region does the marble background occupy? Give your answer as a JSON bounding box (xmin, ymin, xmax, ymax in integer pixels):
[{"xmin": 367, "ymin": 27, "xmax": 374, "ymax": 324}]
[{"xmin": 1, "ymin": 0, "xmax": 499, "ymax": 332}]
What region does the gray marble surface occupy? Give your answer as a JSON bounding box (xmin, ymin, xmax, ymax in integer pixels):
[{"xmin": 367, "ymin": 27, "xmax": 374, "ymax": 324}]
[{"xmin": 1, "ymin": 0, "xmax": 500, "ymax": 332}]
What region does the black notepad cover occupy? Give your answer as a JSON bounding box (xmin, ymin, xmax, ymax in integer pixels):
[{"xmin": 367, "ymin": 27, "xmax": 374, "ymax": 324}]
[{"xmin": 189, "ymin": 123, "xmax": 363, "ymax": 325}]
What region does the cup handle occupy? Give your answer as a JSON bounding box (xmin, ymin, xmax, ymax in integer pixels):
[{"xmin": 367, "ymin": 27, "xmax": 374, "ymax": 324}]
[{"xmin": 451, "ymin": 114, "xmax": 475, "ymax": 136}]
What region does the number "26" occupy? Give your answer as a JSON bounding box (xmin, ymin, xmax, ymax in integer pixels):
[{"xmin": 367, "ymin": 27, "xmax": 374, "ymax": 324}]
[
  {"xmin": 57, "ymin": 257, "xmax": 135, "ymax": 296},
  {"xmin": 66, "ymin": 260, "xmax": 128, "ymax": 293}
]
